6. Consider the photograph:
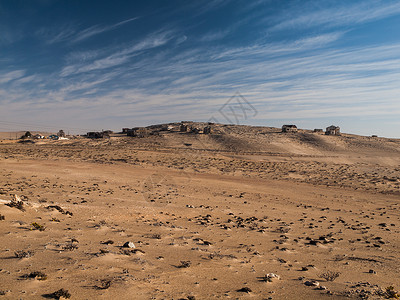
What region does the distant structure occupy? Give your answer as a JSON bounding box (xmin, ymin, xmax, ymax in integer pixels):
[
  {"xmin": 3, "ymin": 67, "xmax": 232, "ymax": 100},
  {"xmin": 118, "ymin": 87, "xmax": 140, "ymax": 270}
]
[
  {"xmin": 179, "ymin": 124, "xmax": 188, "ymax": 132},
  {"xmin": 282, "ymin": 125, "xmax": 298, "ymax": 133},
  {"xmin": 122, "ymin": 128, "xmax": 130, "ymax": 133},
  {"xmin": 189, "ymin": 126, "xmax": 200, "ymax": 134},
  {"xmin": 127, "ymin": 127, "xmax": 149, "ymax": 138},
  {"xmin": 203, "ymin": 126, "xmax": 212, "ymax": 134},
  {"xmin": 57, "ymin": 130, "xmax": 66, "ymax": 138},
  {"xmin": 325, "ymin": 125, "xmax": 340, "ymax": 136},
  {"xmin": 313, "ymin": 129, "xmax": 323, "ymax": 133},
  {"xmin": 86, "ymin": 131, "xmax": 110, "ymax": 139}
]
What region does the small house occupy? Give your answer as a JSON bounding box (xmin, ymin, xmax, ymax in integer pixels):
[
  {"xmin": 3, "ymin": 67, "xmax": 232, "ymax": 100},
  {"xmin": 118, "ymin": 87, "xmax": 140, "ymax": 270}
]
[
  {"xmin": 86, "ymin": 131, "xmax": 109, "ymax": 139},
  {"xmin": 180, "ymin": 124, "xmax": 188, "ymax": 132},
  {"xmin": 282, "ymin": 125, "xmax": 298, "ymax": 133},
  {"xmin": 190, "ymin": 126, "xmax": 200, "ymax": 134},
  {"xmin": 127, "ymin": 127, "xmax": 149, "ymax": 137},
  {"xmin": 325, "ymin": 125, "xmax": 340, "ymax": 136},
  {"xmin": 203, "ymin": 126, "xmax": 212, "ymax": 134}
]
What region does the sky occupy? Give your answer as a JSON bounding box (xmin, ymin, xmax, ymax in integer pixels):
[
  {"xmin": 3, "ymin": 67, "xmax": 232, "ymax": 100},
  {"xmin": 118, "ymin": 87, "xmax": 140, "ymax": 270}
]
[{"xmin": 1, "ymin": 0, "xmax": 400, "ymax": 137}]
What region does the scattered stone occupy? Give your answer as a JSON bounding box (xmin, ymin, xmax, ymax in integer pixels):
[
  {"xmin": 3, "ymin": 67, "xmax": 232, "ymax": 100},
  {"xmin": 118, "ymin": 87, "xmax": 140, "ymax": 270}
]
[
  {"xmin": 237, "ymin": 287, "xmax": 252, "ymax": 293},
  {"xmin": 304, "ymin": 280, "xmax": 320, "ymax": 287},
  {"xmin": 101, "ymin": 240, "xmax": 114, "ymax": 245},
  {"xmin": 123, "ymin": 241, "xmax": 136, "ymax": 248},
  {"xmin": 261, "ymin": 273, "xmax": 281, "ymax": 282},
  {"xmin": 368, "ymin": 269, "xmax": 377, "ymax": 274}
]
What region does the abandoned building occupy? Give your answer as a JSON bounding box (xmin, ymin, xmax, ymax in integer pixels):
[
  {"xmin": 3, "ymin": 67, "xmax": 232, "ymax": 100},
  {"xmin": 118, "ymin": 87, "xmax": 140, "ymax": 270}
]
[
  {"xmin": 127, "ymin": 127, "xmax": 149, "ymax": 138},
  {"xmin": 86, "ymin": 131, "xmax": 110, "ymax": 139},
  {"xmin": 189, "ymin": 126, "xmax": 200, "ymax": 134},
  {"xmin": 203, "ymin": 126, "xmax": 212, "ymax": 134},
  {"xmin": 57, "ymin": 130, "xmax": 66, "ymax": 137},
  {"xmin": 325, "ymin": 125, "xmax": 340, "ymax": 136},
  {"xmin": 282, "ymin": 125, "xmax": 298, "ymax": 133},
  {"xmin": 122, "ymin": 128, "xmax": 130, "ymax": 133},
  {"xmin": 180, "ymin": 124, "xmax": 188, "ymax": 132}
]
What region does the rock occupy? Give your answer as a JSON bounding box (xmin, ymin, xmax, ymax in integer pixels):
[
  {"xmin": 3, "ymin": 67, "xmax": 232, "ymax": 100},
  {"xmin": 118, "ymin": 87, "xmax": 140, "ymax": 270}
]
[
  {"xmin": 264, "ymin": 273, "xmax": 281, "ymax": 282},
  {"xmin": 237, "ymin": 287, "xmax": 252, "ymax": 293},
  {"xmin": 123, "ymin": 241, "xmax": 135, "ymax": 248},
  {"xmin": 368, "ymin": 269, "xmax": 376, "ymax": 274},
  {"xmin": 304, "ymin": 280, "xmax": 320, "ymax": 287}
]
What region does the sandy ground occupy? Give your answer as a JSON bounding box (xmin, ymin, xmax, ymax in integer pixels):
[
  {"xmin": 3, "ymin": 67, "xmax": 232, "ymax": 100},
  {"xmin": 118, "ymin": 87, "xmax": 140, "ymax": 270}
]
[{"xmin": 0, "ymin": 125, "xmax": 399, "ymax": 299}]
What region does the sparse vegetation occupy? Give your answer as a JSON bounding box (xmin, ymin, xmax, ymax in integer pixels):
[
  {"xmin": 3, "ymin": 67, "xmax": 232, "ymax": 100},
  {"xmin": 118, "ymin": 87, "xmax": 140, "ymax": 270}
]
[
  {"xmin": 22, "ymin": 271, "xmax": 47, "ymax": 280},
  {"xmin": 96, "ymin": 279, "xmax": 112, "ymax": 290},
  {"xmin": 150, "ymin": 233, "xmax": 162, "ymax": 239},
  {"xmin": 319, "ymin": 270, "xmax": 340, "ymax": 281},
  {"xmin": 62, "ymin": 241, "xmax": 78, "ymax": 251},
  {"xmin": 177, "ymin": 260, "xmax": 191, "ymax": 268},
  {"xmin": 14, "ymin": 250, "xmax": 34, "ymax": 259},
  {"xmin": 31, "ymin": 222, "xmax": 46, "ymax": 231},
  {"xmin": 43, "ymin": 288, "xmax": 71, "ymax": 299},
  {"xmin": 5, "ymin": 195, "xmax": 25, "ymax": 211},
  {"xmin": 46, "ymin": 205, "xmax": 73, "ymax": 216}
]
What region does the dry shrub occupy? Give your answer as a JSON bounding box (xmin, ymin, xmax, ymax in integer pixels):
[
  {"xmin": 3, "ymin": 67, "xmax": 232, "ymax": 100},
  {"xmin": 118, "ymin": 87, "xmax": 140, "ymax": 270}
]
[{"xmin": 319, "ymin": 270, "xmax": 340, "ymax": 281}]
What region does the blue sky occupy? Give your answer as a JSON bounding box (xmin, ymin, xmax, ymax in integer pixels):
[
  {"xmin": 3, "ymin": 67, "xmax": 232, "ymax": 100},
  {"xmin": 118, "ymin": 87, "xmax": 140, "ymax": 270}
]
[{"xmin": 1, "ymin": 0, "xmax": 400, "ymax": 137}]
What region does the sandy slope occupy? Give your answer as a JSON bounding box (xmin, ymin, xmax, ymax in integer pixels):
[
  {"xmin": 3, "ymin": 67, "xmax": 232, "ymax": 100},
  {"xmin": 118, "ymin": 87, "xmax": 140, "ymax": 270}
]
[{"xmin": 0, "ymin": 125, "xmax": 399, "ymax": 299}]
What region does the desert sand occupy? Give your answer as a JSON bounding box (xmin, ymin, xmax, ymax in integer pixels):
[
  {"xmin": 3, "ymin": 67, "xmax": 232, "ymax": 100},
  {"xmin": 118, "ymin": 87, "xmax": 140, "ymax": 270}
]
[{"xmin": 0, "ymin": 123, "xmax": 399, "ymax": 299}]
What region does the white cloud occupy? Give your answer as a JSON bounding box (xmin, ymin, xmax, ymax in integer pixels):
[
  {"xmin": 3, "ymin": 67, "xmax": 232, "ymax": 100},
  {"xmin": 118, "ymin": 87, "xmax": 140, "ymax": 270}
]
[
  {"xmin": 72, "ymin": 17, "xmax": 139, "ymax": 43},
  {"xmin": 270, "ymin": 1, "xmax": 400, "ymax": 32},
  {"xmin": 61, "ymin": 30, "xmax": 173, "ymax": 76},
  {"xmin": 0, "ymin": 70, "xmax": 25, "ymax": 84},
  {"xmin": 199, "ymin": 29, "xmax": 231, "ymax": 42}
]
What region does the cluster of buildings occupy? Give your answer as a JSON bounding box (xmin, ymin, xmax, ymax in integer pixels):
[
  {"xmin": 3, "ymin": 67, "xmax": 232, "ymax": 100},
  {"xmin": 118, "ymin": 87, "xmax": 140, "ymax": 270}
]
[
  {"xmin": 84, "ymin": 122, "xmax": 342, "ymax": 140},
  {"xmin": 117, "ymin": 122, "xmax": 213, "ymax": 138},
  {"xmin": 282, "ymin": 125, "xmax": 341, "ymax": 135},
  {"xmin": 21, "ymin": 130, "xmax": 69, "ymax": 140}
]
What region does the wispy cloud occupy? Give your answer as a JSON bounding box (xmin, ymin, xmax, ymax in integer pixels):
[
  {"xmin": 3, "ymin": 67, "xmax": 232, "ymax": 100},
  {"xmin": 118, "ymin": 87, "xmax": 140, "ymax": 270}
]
[
  {"xmin": 271, "ymin": 1, "xmax": 400, "ymax": 32},
  {"xmin": 35, "ymin": 25, "xmax": 76, "ymax": 44},
  {"xmin": 72, "ymin": 17, "xmax": 139, "ymax": 43},
  {"xmin": 61, "ymin": 30, "xmax": 173, "ymax": 76},
  {"xmin": 199, "ymin": 29, "xmax": 231, "ymax": 42},
  {"xmin": 3, "ymin": 1, "xmax": 400, "ymax": 137},
  {"xmin": 0, "ymin": 70, "xmax": 25, "ymax": 84}
]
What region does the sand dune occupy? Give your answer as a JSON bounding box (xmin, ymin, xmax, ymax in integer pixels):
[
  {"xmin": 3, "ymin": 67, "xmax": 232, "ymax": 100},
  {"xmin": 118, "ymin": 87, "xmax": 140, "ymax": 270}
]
[{"xmin": 0, "ymin": 124, "xmax": 399, "ymax": 299}]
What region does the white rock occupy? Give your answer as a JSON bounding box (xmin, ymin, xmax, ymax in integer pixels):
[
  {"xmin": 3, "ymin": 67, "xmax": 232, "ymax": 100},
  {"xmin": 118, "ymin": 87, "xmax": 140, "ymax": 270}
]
[
  {"xmin": 265, "ymin": 273, "xmax": 281, "ymax": 282},
  {"xmin": 123, "ymin": 241, "xmax": 135, "ymax": 248}
]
